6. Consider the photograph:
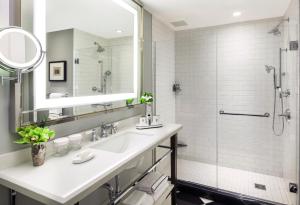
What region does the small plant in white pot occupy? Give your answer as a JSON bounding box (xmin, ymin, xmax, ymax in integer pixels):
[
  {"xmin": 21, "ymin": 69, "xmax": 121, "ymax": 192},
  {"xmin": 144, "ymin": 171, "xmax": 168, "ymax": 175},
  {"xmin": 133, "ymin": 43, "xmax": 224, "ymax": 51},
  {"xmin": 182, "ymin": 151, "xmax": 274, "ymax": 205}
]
[
  {"xmin": 15, "ymin": 125, "xmax": 56, "ymax": 166},
  {"xmin": 140, "ymin": 92, "xmax": 154, "ymax": 125}
]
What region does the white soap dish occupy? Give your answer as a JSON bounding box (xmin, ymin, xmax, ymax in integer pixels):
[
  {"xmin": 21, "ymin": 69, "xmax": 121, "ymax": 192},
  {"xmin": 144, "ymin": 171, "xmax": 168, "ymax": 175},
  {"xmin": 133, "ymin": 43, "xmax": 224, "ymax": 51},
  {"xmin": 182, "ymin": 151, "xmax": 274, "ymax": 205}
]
[{"xmin": 72, "ymin": 150, "xmax": 95, "ymax": 164}]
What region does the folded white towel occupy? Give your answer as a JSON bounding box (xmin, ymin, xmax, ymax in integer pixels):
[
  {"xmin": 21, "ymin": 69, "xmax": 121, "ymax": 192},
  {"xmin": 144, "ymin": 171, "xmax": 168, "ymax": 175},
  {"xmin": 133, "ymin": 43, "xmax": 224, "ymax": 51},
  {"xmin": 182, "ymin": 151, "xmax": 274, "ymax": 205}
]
[
  {"xmin": 122, "ymin": 190, "xmax": 154, "ymax": 205},
  {"xmin": 136, "ymin": 172, "xmax": 165, "ymax": 194},
  {"xmin": 123, "ymin": 178, "xmax": 170, "ymax": 205},
  {"xmin": 48, "ymin": 93, "xmax": 66, "ymax": 119},
  {"xmin": 49, "ymin": 92, "xmax": 67, "ymax": 98},
  {"xmin": 152, "ymin": 175, "xmax": 168, "ymax": 193},
  {"xmin": 152, "ymin": 180, "xmax": 170, "ymax": 201}
]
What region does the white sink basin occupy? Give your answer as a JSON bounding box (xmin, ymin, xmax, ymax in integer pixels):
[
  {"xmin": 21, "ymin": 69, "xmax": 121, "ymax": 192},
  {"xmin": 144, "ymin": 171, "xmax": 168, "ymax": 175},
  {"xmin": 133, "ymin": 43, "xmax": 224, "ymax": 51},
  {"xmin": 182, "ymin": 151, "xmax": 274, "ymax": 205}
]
[{"xmin": 91, "ymin": 132, "xmax": 152, "ymax": 153}]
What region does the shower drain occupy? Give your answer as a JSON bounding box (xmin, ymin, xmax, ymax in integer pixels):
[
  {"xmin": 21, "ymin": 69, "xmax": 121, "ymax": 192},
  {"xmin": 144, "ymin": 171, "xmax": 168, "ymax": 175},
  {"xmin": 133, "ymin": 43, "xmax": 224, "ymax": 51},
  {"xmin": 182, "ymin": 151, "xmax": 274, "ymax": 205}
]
[{"xmin": 254, "ymin": 183, "xmax": 266, "ymax": 190}]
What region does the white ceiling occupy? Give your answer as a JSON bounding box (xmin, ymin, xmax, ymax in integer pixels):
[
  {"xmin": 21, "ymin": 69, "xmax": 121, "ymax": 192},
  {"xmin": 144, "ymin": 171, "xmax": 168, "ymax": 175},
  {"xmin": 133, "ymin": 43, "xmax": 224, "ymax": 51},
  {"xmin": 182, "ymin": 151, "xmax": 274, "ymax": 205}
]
[
  {"xmin": 141, "ymin": 0, "xmax": 292, "ymax": 30},
  {"xmin": 46, "ymin": 0, "xmax": 134, "ymax": 38}
]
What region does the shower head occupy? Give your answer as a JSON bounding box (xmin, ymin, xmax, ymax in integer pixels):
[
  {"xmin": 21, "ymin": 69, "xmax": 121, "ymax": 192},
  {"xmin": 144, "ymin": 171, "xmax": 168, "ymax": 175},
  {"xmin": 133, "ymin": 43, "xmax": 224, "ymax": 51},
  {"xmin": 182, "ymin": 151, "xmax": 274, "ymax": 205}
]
[
  {"xmin": 268, "ymin": 18, "xmax": 289, "ymax": 36},
  {"xmin": 265, "ymin": 65, "xmax": 275, "ymax": 73},
  {"xmin": 94, "ymin": 42, "xmax": 105, "ymax": 53},
  {"xmin": 268, "ymin": 27, "xmax": 281, "ymax": 36}
]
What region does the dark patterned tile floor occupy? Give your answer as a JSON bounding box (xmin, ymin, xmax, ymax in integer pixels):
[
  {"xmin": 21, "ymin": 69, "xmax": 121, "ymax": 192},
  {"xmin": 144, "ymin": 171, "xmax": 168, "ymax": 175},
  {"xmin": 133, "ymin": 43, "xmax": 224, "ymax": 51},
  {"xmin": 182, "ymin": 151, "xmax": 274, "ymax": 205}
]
[{"xmin": 176, "ymin": 190, "xmax": 227, "ymax": 205}]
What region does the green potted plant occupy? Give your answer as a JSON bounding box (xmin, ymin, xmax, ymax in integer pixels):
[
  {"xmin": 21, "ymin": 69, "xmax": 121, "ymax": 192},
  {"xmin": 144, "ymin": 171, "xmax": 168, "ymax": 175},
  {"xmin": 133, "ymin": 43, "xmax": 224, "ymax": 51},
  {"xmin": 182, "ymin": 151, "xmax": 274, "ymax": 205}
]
[
  {"xmin": 126, "ymin": 98, "xmax": 134, "ymax": 108},
  {"xmin": 15, "ymin": 125, "xmax": 56, "ymax": 166},
  {"xmin": 140, "ymin": 92, "xmax": 154, "ymax": 125}
]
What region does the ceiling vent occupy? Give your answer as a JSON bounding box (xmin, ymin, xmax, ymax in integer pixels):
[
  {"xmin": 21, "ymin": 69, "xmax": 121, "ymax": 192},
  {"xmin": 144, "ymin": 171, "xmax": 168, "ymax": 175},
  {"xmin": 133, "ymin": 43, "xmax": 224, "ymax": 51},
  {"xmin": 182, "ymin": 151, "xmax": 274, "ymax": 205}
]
[{"xmin": 170, "ymin": 20, "xmax": 188, "ymax": 27}]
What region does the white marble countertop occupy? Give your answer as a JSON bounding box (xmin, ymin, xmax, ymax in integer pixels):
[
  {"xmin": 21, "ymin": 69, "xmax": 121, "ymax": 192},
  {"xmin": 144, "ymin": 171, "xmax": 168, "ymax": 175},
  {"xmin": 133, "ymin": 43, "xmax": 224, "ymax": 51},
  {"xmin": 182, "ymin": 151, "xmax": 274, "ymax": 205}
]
[{"xmin": 0, "ymin": 124, "xmax": 182, "ymax": 205}]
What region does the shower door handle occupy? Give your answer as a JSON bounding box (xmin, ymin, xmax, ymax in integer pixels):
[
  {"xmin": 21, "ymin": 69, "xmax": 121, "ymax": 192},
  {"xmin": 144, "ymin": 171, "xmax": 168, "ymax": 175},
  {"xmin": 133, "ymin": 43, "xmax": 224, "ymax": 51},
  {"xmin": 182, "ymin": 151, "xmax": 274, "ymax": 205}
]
[{"xmin": 219, "ymin": 110, "xmax": 270, "ymax": 118}]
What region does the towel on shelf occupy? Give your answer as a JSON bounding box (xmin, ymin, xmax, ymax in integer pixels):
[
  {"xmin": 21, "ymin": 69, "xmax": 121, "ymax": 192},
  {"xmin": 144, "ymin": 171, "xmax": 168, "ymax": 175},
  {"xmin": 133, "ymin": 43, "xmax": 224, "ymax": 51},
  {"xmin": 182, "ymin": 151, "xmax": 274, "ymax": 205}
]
[
  {"xmin": 48, "ymin": 93, "xmax": 66, "ymax": 119},
  {"xmin": 136, "ymin": 172, "xmax": 167, "ymax": 194},
  {"xmin": 122, "ymin": 176, "xmax": 170, "ymax": 205},
  {"xmin": 122, "ymin": 190, "xmax": 154, "ymax": 205},
  {"xmin": 49, "ymin": 92, "xmax": 67, "ymax": 98},
  {"xmin": 152, "ymin": 179, "xmax": 170, "ymax": 201}
]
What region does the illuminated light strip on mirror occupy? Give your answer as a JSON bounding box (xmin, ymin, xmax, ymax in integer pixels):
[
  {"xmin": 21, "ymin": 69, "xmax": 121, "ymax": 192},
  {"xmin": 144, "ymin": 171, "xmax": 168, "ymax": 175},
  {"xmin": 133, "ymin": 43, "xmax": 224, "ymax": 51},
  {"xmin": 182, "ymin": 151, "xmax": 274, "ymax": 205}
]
[
  {"xmin": 33, "ymin": 0, "xmax": 139, "ymax": 110},
  {"xmin": 0, "ymin": 27, "xmax": 43, "ymax": 70}
]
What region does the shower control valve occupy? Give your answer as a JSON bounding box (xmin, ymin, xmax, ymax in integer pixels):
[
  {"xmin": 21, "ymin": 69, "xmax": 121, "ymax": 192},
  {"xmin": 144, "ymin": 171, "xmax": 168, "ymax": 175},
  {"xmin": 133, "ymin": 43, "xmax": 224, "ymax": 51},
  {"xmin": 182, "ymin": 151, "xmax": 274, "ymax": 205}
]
[
  {"xmin": 278, "ymin": 109, "xmax": 291, "ymax": 121},
  {"xmin": 280, "ymin": 89, "xmax": 291, "ymax": 98},
  {"xmin": 289, "ymin": 183, "xmax": 298, "ymax": 193}
]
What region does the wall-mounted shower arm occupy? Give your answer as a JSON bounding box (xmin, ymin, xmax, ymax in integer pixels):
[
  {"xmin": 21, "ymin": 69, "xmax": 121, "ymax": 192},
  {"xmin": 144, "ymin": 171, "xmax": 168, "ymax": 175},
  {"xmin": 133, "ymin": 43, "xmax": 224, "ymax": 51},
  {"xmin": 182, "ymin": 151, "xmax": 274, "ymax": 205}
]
[{"xmin": 268, "ymin": 18, "xmax": 289, "ymax": 36}]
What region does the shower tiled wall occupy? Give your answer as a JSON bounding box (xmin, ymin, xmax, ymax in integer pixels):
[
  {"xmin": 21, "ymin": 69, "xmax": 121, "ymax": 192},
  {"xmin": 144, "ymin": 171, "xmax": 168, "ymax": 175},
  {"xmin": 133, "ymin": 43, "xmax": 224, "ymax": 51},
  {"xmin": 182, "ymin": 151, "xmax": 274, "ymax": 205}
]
[
  {"xmin": 175, "ymin": 28, "xmax": 218, "ymax": 165},
  {"xmin": 152, "ymin": 17, "xmax": 176, "ymax": 123},
  {"xmin": 175, "ymin": 19, "xmax": 290, "ymax": 177},
  {"xmin": 216, "ymin": 20, "xmax": 284, "ymax": 176}
]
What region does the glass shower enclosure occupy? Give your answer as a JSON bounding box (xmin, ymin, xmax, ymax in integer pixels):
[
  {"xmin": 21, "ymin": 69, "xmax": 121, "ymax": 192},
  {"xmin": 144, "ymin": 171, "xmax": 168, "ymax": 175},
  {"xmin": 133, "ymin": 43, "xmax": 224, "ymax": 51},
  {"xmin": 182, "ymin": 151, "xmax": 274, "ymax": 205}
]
[{"xmin": 153, "ymin": 9, "xmax": 299, "ymax": 205}]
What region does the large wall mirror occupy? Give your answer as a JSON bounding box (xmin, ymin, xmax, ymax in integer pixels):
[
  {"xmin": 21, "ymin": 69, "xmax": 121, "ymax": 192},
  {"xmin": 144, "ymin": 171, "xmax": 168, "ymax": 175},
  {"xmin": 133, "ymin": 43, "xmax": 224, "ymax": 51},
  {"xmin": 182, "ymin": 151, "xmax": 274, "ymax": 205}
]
[{"xmin": 19, "ymin": 0, "xmax": 142, "ymax": 124}]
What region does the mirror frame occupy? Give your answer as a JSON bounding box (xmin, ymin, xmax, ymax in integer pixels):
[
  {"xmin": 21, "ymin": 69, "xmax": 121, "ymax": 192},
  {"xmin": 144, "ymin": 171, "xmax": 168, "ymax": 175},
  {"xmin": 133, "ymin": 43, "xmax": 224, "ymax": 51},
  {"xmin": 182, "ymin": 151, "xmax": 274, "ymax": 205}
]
[{"xmin": 33, "ymin": 0, "xmax": 140, "ymax": 110}]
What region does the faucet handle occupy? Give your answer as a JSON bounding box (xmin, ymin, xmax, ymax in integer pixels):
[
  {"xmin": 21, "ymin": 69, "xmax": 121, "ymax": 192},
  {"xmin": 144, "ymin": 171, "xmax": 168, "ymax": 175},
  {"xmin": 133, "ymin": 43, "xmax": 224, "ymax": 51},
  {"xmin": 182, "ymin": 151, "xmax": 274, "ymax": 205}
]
[
  {"xmin": 112, "ymin": 122, "xmax": 119, "ymax": 134},
  {"xmin": 101, "ymin": 123, "xmax": 108, "ymax": 129},
  {"xmin": 100, "ymin": 123, "xmax": 109, "ymax": 138},
  {"xmin": 87, "ymin": 128, "xmax": 99, "ymax": 142}
]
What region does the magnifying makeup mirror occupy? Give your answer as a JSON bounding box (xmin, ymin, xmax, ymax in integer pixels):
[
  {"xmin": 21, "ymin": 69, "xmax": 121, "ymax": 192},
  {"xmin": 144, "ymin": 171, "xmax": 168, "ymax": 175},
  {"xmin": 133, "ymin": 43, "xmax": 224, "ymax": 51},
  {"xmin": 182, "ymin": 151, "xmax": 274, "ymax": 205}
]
[{"xmin": 0, "ymin": 27, "xmax": 44, "ymax": 82}]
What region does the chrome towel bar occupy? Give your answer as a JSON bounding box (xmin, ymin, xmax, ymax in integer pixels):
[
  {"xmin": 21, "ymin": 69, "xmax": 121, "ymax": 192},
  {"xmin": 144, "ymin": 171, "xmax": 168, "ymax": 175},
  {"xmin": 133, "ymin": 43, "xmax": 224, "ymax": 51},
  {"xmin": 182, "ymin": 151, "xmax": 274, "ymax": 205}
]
[{"xmin": 219, "ymin": 110, "xmax": 270, "ymax": 118}]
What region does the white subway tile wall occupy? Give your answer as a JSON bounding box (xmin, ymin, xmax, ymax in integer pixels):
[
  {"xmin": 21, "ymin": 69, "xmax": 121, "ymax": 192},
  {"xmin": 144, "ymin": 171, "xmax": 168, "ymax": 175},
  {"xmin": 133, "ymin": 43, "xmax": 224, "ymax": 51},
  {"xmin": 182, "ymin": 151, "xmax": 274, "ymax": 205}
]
[
  {"xmin": 152, "ymin": 17, "xmax": 176, "ymax": 123},
  {"xmin": 109, "ymin": 37, "xmax": 134, "ymax": 94},
  {"xmin": 216, "ymin": 20, "xmax": 284, "ymax": 176},
  {"xmin": 175, "ymin": 17, "xmax": 298, "ymax": 178},
  {"xmin": 175, "ymin": 27, "xmax": 218, "ymax": 167}
]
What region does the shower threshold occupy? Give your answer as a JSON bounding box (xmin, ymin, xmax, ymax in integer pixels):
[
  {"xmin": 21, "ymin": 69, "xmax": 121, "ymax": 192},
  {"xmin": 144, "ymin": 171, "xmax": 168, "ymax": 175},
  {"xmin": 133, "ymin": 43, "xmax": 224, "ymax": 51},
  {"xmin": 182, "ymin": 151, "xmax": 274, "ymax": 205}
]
[
  {"xmin": 177, "ymin": 159, "xmax": 295, "ymax": 205},
  {"xmin": 176, "ymin": 180, "xmax": 285, "ymax": 205}
]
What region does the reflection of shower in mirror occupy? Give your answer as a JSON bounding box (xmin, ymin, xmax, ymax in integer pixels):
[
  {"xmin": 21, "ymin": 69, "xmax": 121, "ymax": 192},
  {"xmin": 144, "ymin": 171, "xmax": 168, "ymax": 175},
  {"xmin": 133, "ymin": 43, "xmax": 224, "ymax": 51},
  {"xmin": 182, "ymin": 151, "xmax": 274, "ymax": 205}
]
[
  {"xmin": 91, "ymin": 42, "xmax": 112, "ymax": 94},
  {"xmin": 94, "ymin": 41, "xmax": 105, "ymax": 53}
]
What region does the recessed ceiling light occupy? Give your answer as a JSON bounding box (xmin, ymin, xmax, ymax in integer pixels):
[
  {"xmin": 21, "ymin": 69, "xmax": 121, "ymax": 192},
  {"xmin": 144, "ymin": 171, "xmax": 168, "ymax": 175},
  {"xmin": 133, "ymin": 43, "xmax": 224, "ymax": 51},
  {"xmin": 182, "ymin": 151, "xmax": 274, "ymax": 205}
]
[
  {"xmin": 233, "ymin": 11, "xmax": 242, "ymax": 17},
  {"xmin": 116, "ymin": 29, "xmax": 123, "ymax": 33}
]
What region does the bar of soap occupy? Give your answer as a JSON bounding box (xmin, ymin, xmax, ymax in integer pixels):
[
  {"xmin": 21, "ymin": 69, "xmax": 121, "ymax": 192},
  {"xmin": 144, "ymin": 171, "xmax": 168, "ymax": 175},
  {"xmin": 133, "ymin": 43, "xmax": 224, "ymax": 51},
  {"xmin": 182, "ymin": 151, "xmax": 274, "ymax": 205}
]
[{"xmin": 72, "ymin": 150, "xmax": 95, "ymax": 164}]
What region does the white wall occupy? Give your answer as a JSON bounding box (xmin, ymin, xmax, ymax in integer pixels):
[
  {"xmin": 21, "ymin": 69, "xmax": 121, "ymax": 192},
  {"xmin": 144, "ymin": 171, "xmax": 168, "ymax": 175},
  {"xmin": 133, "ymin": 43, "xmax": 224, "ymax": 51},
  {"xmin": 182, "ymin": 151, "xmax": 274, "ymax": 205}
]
[
  {"xmin": 0, "ymin": 0, "xmax": 9, "ymax": 27},
  {"xmin": 152, "ymin": 17, "xmax": 176, "ymax": 123},
  {"xmin": 175, "ymin": 18, "xmax": 288, "ymax": 177}
]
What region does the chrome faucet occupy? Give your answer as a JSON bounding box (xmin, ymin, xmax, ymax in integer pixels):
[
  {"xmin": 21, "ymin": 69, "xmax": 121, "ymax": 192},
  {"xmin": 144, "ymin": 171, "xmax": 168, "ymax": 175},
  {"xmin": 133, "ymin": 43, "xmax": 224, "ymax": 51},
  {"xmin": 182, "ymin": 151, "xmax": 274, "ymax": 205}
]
[
  {"xmin": 91, "ymin": 128, "xmax": 99, "ymax": 142},
  {"xmin": 100, "ymin": 123, "xmax": 118, "ymax": 138},
  {"xmin": 101, "ymin": 124, "xmax": 109, "ymax": 138}
]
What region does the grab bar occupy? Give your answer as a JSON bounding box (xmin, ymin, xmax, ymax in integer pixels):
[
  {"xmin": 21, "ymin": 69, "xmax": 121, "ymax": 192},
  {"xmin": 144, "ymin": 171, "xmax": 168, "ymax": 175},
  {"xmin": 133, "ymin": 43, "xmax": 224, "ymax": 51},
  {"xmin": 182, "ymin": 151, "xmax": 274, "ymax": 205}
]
[{"xmin": 219, "ymin": 110, "xmax": 270, "ymax": 118}]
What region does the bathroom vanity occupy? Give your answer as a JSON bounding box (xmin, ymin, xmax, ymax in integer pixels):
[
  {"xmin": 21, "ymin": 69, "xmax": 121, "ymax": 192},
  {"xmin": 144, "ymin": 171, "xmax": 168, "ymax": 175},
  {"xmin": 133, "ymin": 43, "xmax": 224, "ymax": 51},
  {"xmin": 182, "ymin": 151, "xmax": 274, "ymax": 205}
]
[
  {"xmin": 0, "ymin": 0, "xmax": 181, "ymax": 204},
  {"xmin": 0, "ymin": 124, "xmax": 182, "ymax": 205}
]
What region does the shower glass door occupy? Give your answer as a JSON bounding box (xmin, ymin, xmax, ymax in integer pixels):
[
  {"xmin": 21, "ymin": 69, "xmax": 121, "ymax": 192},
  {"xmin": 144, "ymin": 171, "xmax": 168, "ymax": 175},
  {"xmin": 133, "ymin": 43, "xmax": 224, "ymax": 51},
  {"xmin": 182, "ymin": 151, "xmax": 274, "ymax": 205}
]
[
  {"xmin": 171, "ymin": 9, "xmax": 298, "ymax": 205},
  {"xmin": 173, "ymin": 29, "xmax": 218, "ymax": 189},
  {"xmin": 216, "ymin": 18, "xmax": 298, "ymax": 205}
]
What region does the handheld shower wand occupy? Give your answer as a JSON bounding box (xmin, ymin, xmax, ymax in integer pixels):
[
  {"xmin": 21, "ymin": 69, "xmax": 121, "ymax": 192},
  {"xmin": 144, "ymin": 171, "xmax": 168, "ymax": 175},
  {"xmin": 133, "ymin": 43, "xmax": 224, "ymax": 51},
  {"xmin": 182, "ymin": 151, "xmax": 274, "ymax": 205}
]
[
  {"xmin": 265, "ymin": 65, "xmax": 277, "ymax": 89},
  {"xmin": 265, "ymin": 65, "xmax": 284, "ymax": 136}
]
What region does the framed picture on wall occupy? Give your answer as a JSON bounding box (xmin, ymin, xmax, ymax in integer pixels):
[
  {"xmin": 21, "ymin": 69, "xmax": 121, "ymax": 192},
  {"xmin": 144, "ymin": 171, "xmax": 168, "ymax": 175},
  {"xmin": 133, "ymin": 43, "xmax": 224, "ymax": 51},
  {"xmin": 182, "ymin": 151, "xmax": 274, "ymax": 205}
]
[{"xmin": 49, "ymin": 61, "xmax": 67, "ymax": 81}]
